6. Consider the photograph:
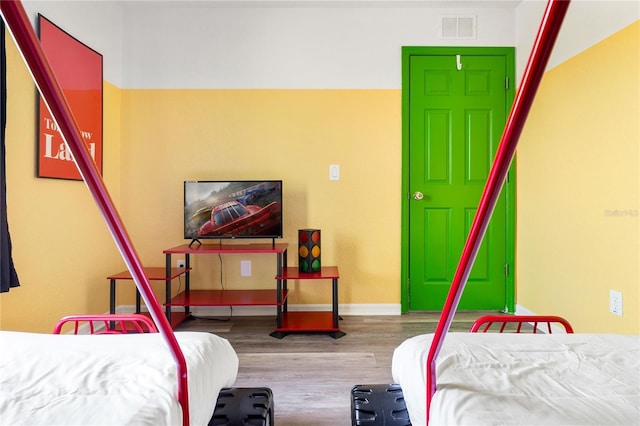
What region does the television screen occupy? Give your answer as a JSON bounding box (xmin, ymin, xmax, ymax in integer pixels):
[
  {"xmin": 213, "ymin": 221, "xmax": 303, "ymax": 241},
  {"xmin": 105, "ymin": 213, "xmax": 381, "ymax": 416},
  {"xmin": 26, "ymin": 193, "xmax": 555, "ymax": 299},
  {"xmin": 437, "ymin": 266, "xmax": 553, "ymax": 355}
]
[{"xmin": 184, "ymin": 180, "xmax": 283, "ymax": 240}]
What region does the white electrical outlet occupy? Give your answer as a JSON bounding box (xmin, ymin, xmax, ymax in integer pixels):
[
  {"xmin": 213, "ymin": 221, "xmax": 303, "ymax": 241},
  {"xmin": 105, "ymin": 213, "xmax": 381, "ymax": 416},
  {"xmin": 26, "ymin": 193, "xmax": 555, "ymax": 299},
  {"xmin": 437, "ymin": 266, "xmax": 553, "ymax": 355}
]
[
  {"xmin": 240, "ymin": 260, "xmax": 251, "ymax": 277},
  {"xmin": 177, "ymin": 260, "xmax": 185, "ymax": 269},
  {"xmin": 609, "ymin": 289, "xmax": 623, "ymax": 316}
]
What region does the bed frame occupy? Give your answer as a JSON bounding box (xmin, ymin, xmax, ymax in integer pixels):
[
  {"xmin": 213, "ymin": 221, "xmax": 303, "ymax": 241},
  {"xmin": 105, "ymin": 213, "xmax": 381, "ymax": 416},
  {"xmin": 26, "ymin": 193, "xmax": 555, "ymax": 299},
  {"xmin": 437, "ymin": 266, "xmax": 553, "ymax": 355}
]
[
  {"xmin": 1, "ymin": 2, "xmax": 196, "ymax": 424},
  {"xmin": 0, "ymin": 4, "xmax": 281, "ymax": 424},
  {"xmin": 47, "ymin": 313, "xmax": 275, "ymax": 426},
  {"xmin": 355, "ymin": 3, "xmax": 573, "ymax": 424},
  {"xmin": 53, "ymin": 314, "xmax": 159, "ymax": 335},
  {"xmin": 425, "ymin": 1, "xmax": 571, "ymax": 424},
  {"xmin": 469, "ymin": 314, "xmax": 574, "ymax": 334},
  {"xmin": 351, "ymin": 314, "xmax": 576, "ymax": 426},
  {"xmin": 354, "ymin": 1, "xmax": 573, "ymax": 425}
]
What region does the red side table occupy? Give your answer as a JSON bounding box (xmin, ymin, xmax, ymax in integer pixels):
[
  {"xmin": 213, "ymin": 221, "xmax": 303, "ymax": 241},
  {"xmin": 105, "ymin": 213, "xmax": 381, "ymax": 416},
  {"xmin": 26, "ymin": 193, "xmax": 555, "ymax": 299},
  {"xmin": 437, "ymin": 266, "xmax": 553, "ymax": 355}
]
[
  {"xmin": 271, "ymin": 266, "xmax": 345, "ymax": 339},
  {"xmin": 107, "ymin": 266, "xmax": 190, "ymax": 328}
]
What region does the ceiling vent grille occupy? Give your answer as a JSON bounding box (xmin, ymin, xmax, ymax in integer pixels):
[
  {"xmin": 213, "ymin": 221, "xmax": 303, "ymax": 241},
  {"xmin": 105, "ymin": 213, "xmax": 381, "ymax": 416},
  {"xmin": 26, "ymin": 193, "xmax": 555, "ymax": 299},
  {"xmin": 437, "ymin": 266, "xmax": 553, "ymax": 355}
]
[{"xmin": 439, "ymin": 15, "xmax": 477, "ymax": 39}]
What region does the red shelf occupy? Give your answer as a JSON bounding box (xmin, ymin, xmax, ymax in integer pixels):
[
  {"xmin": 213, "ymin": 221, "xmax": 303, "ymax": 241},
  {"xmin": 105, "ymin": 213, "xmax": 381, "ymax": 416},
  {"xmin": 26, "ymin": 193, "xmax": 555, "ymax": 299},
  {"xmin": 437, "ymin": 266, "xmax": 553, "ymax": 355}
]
[
  {"xmin": 164, "ymin": 242, "xmax": 288, "ymax": 255},
  {"xmin": 276, "ymin": 311, "xmax": 340, "ymax": 332},
  {"xmin": 271, "ymin": 265, "xmax": 344, "ymax": 338},
  {"xmin": 276, "ymin": 266, "xmax": 339, "ymax": 280},
  {"xmin": 166, "ymin": 289, "xmax": 288, "ymax": 306},
  {"xmin": 108, "ymin": 267, "xmax": 192, "ymax": 329},
  {"xmin": 107, "ymin": 266, "xmax": 190, "ymax": 281},
  {"xmin": 110, "ymin": 243, "xmax": 288, "ymax": 331},
  {"xmin": 160, "ymin": 242, "xmax": 288, "ymax": 331}
]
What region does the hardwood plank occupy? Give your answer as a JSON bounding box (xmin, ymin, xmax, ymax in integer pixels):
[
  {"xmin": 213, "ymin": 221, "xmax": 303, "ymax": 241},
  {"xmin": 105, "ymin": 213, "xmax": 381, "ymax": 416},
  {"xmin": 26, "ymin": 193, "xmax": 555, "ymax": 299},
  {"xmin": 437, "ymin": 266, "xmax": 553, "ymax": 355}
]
[{"xmin": 176, "ymin": 312, "xmax": 496, "ymax": 425}]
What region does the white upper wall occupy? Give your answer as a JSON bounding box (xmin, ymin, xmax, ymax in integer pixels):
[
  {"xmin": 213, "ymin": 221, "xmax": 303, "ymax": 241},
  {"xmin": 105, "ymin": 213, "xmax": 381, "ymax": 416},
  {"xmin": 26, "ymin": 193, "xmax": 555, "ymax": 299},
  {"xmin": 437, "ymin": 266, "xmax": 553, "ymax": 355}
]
[
  {"xmin": 11, "ymin": 1, "xmax": 639, "ymax": 89},
  {"xmin": 19, "ymin": 0, "xmax": 124, "ymax": 85},
  {"xmin": 120, "ymin": 2, "xmax": 516, "ymax": 89},
  {"xmin": 515, "ymin": 0, "xmax": 639, "ymax": 82}
]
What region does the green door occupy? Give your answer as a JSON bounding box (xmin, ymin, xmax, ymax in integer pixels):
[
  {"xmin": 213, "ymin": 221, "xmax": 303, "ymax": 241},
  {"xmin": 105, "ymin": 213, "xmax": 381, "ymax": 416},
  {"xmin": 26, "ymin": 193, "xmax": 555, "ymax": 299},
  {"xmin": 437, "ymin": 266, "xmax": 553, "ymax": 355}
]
[{"xmin": 402, "ymin": 47, "xmax": 515, "ymax": 312}]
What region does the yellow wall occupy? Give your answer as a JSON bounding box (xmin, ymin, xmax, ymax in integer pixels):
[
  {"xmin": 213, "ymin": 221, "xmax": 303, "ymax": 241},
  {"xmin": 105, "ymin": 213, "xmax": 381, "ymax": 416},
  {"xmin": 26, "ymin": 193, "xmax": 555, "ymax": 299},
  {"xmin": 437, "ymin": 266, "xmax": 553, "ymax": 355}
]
[
  {"xmin": 118, "ymin": 89, "xmax": 402, "ymax": 306},
  {"xmin": 517, "ymin": 21, "xmax": 639, "ymax": 334},
  {"xmin": 0, "ymin": 33, "xmax": 123, "ymax": 332}
]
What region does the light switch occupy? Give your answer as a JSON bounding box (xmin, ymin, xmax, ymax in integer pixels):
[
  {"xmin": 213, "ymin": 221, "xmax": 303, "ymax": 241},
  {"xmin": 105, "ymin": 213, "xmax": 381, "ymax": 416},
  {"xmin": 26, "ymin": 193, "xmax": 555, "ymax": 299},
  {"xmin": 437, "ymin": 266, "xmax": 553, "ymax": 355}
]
[{"xmin": 329, "ymin": 164, "xmax": 340, "ymax": 181}]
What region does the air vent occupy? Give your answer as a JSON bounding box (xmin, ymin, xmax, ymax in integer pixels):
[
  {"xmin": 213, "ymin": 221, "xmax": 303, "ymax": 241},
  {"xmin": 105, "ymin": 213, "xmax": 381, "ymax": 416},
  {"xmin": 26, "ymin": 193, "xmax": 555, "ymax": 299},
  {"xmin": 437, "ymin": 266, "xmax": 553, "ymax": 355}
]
[{"xmin": 439, "ymin": 15, "xmax": 477, "ymax": 39}]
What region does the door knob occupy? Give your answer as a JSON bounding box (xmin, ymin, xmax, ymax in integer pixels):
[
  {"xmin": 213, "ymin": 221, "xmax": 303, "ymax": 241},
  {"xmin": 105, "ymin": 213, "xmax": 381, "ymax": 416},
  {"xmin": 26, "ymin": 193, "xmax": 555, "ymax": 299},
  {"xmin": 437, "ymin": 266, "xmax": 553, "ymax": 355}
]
[{"xmin": 413, "ymin": 191, "xmax": 424, "ymax": 200}]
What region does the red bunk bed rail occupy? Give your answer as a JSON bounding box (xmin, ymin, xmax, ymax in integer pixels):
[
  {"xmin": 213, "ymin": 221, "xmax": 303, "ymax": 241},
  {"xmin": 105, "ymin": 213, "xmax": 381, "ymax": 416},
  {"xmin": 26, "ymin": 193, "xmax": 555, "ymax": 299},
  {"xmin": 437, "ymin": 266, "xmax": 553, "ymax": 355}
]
[
  {"xmin": 426, "ymin": 0, "xmax": 571, "ymax": 424},
  {"xmin": 470, "ymin": 314, "xmax": 575, "ymax": 334},
  {"xmin": 0, "ymin": 2, "xmax": 190, "ymax": 425}
]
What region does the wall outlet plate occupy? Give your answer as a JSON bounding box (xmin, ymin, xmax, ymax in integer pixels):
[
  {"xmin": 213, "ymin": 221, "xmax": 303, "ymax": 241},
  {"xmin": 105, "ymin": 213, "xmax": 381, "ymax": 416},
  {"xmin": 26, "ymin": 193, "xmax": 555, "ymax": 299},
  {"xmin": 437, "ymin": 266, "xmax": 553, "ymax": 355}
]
[
  {"xmin": 609, "ymin": 289, "xmax": 623, "ymax": 316},
  {"xmin": 240, "ymin": 260, "xmax": 251, "ymax": 277},
  {"xmin": 177, "ymin": 260, "xmax": 185, "ymax": 269}
]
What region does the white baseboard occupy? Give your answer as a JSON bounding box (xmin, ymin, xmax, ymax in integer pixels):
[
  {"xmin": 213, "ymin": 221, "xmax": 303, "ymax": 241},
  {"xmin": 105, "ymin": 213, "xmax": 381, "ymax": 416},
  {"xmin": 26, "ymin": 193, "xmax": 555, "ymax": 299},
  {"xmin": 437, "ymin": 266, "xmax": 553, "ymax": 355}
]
[
  {"xmin": 116, "ymin": 303, "xmax": 402, "ymax": 317},
  {"xmin": 333, "ymin": 304, "xmax": 401, "ymax": 316},
  {"xmin": 514, "ymin": 304, "xmax": 535, "ymax": 316},
  {"xmin": 515, "ymin": 304, "xmax": 567, "ymax": 334}
]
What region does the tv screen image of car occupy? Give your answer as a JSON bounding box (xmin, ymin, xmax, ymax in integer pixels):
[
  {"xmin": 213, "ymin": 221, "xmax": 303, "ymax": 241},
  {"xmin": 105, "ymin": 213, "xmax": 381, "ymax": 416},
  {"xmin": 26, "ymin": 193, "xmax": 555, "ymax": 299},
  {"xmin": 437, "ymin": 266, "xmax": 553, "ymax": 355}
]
[{"xmin": 184, "ymin": 181, "xmax": 283, "ymax": 240}]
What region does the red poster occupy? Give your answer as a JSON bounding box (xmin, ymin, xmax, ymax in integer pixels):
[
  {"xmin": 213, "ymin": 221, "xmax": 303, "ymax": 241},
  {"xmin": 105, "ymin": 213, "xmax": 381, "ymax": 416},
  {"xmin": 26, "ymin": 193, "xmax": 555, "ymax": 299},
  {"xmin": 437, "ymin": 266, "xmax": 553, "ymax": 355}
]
[{"xmin": 37, "ymin": 15, "xmax": 103, "ymax": 180}]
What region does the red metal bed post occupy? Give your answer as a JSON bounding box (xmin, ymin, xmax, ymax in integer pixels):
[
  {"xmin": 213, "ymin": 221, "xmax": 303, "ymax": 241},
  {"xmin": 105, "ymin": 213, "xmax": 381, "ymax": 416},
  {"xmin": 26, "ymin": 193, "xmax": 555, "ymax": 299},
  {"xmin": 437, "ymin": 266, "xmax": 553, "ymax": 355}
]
[
  {"xmin": 425, "ymin": 0, "xmax": 570, "ymax": 423},
  {"xmin": 0, "ymin": 2, "xmax": 190, "ymax": 425}
]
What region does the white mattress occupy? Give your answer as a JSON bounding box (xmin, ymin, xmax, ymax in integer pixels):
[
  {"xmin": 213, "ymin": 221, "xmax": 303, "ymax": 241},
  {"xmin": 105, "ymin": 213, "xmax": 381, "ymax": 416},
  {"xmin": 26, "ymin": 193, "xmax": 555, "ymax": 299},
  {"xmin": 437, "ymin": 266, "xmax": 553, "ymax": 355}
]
[
  {"xmin": 392, "ymin": 332, "xmax": 640, "ymax": 426},
  {"xmin": 0, "ymin": 330, "xmax": 238, "ymax": 425}
]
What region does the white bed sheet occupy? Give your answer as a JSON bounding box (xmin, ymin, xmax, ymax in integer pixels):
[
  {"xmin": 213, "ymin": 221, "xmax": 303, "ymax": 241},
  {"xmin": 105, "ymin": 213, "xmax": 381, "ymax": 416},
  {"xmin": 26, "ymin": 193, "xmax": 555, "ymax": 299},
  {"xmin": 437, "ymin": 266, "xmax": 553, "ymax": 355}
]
[
  {"xmin": 392, "ymin": 332, "xmax": 640, "ymax": 426},
  {"xmin": 0, "ymin": 330, "xmax": 238, "ymax": 426}
]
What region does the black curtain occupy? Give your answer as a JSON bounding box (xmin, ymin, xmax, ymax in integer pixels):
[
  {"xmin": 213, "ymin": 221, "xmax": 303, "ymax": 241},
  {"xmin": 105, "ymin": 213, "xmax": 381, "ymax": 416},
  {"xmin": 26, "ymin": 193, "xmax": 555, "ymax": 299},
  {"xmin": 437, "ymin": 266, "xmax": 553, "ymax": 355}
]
[{"xmin": 1, "ymin": 20, "xmax": 20, "ymax": 293}]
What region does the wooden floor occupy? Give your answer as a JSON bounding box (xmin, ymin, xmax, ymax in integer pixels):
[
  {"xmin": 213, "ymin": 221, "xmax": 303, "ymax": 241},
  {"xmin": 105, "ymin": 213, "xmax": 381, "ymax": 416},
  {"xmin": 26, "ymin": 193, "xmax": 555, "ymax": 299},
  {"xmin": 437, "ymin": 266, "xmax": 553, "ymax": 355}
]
[{"xmin": 176, "ymin": 311, "xmax": 489, "ymax": 425}]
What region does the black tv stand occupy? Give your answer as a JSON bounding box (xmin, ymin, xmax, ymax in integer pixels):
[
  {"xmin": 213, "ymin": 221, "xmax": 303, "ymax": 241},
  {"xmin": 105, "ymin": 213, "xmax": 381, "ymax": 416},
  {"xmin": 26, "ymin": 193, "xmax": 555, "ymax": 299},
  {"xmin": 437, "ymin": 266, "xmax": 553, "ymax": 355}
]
[{"xmin": 188, "ymin": 238, "xmax": 202, "ymax": 248}]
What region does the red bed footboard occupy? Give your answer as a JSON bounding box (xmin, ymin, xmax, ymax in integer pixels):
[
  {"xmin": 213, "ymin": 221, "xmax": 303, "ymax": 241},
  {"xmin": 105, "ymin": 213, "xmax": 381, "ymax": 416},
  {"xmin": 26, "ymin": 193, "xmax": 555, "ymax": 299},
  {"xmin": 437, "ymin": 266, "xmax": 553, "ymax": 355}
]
[
  {"xmin": 425, "ymin": 1, "xmax": 571, "ymax": 424},
  {"xmin": 470, "ymin": 315, "xmax": 574, "ymax": 334},
  {"xmin": 0, "ymin": 2, "xmax": 189, "ymax": 425},
  {"xmin": 53, "ymin": 314, "xmax": 159, "ymax": 335}
]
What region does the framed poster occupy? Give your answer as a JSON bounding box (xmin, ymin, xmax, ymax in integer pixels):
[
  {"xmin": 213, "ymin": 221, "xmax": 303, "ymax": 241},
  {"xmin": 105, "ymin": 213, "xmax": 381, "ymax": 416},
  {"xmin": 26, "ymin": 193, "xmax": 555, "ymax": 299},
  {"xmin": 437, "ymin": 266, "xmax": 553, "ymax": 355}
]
[{"xmin": 37, "ymin": 14, "xmax": 103, "ymax": 180}]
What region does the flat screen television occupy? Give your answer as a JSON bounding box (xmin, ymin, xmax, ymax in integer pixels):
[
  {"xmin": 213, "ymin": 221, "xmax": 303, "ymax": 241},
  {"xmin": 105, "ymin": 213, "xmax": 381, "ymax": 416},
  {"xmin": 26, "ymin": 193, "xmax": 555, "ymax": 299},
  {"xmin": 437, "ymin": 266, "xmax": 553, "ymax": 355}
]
[{"xmin": 184, "ymin": 180, "xmax": 283, "ymax": 243}]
